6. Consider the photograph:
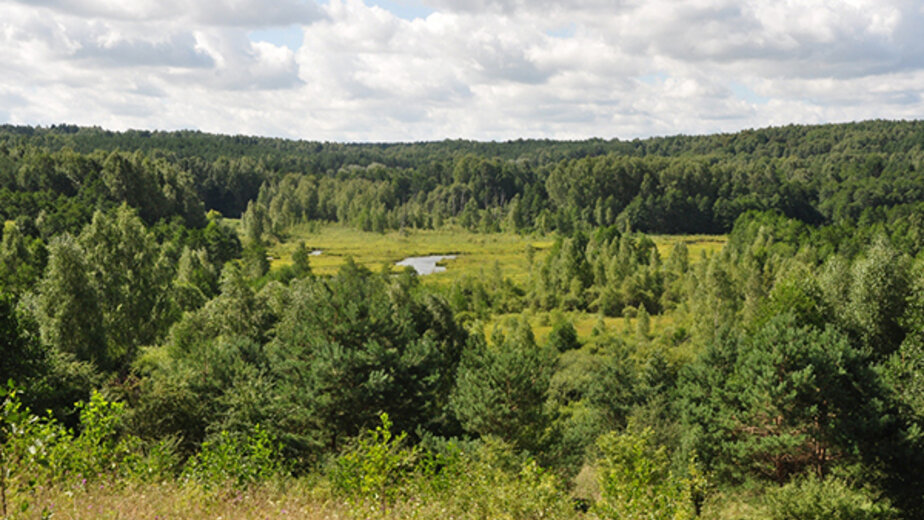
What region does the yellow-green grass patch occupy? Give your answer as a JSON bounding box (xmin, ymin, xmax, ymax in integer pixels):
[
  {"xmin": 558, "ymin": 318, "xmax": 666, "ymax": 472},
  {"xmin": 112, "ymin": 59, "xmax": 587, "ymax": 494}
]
[
  {"xmin": 651, "ymin": 234, "xmax": 727, "ymax": 261},
  {"xmin": 484, "ymin": 310, "xmax": 678, "ymax": 345},
  {"xmin": 267, "ymin": 223, "xmax": 554, "ymax": 286}
]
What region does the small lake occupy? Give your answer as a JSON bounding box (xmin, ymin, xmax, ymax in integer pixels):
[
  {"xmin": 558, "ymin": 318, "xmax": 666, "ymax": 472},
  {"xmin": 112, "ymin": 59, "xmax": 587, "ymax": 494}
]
[{"xmin": 395, "ymin": 255, "xmax": 457, "ymax": 275}]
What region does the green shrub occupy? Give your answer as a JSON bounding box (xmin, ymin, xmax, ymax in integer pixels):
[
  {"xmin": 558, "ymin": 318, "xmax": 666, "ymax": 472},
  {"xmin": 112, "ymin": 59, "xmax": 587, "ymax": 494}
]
[
  {"xmin": 51, "ymin": 390, "xmax": 133, "ymax": 480},
  {"xmin": 330, "ymin": 413, "xmax": 417, "ymax": 503},
  {"xmin": 123, "ymin": 436, "xmax": 182, "ymax": 483},
  {"xmin": 594, "ymin": 427, "xmax": 702, "ymax": 520},
  {"xmin": 1, "ymin": 385, "xmax": 69, "ymax": 516},
  {"xmin": 183, "ymin": 424, "xmax": 282, "ymax": 489},
  {"xmin": 765, "ymin": 477, "xmax": 898, "ymax": 520}
]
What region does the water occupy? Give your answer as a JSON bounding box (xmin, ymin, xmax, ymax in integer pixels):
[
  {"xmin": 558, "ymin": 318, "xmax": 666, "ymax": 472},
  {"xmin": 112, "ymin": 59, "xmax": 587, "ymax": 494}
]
[{"xmin": 395, "ymin": 254, "xmax": 457, "ymax": 275}]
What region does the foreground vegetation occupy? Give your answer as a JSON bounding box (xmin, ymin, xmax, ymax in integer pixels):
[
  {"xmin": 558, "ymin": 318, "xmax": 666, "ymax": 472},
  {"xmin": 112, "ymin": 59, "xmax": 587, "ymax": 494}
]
[{"xmin": 2, "ymin": 121, "xmax": 924, "ymax": 518}]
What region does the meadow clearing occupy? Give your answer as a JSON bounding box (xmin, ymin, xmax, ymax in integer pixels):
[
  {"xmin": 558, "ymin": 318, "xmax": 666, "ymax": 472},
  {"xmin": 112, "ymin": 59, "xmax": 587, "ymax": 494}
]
[{"xmin": 260, "ymin": 222, "xmax": 726, "ymax": 342}]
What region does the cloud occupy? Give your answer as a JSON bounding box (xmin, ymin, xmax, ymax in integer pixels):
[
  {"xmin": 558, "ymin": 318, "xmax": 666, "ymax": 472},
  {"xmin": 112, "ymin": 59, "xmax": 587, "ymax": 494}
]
[
  {"xmin": 5, "ymin": 0, "xmax": 325, "ymax": 27},
  {"xmin": 73, "ymin": 33, "xmax": 215, "ymax": 68},
  {"xmin": 1, "ymin": 0, "xmax": 923, "ymax": 141}
]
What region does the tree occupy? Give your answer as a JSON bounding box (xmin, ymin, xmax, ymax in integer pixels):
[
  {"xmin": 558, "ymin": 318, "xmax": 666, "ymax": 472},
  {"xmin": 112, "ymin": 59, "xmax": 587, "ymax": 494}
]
[
  {"xmin": 0, "ymin": 293, "xmax": 45, "ymax": 392},
  {"xmin": 34, "ymin": 234, "xmax": 108, "ymax": 369},
  {"xmin": 451, "ymin": 319, "xmax": 556, "ymax": 452},
  {"xmin": 291, "ymin": 241, "xmax": 313, "ymax": 278},
  {"xmin": 546, "ymin": 318, "xmax": 580, "ymax": 353},
  {"xmin": 266, "ymin": 262, "xmax": 467, "ymax": 457},
  {"xmin": 680, "ymin": 314, "xmax": 864, "ymax": 484},
  {"xmin": 79, "ymin": 205, "xmax": 174, "ymax": 366},
  {"xmin": 848, "ymin": 237, "xmax": 911, "ymax": 357}
]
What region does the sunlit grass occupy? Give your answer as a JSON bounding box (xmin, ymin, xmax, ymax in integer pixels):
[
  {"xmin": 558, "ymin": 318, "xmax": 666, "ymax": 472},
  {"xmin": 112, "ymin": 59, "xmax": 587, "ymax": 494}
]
[
  {"xmin": 267, "ymin": 223, "xmax": 554, "ymax": 286},
  {"xmin": 484, "ymin": 310, "xmax": 679, "ymax": 345},
  {"xmin": 266, "ymin": 223, "xmax": 725, "ymax": 288},
  {"xmin": 25, "ymin": 479, "xmax": 341, "ymax": 520},
  {"xmin": 651, "ymin": 234, "xmax": 727, "ymax": 260}
]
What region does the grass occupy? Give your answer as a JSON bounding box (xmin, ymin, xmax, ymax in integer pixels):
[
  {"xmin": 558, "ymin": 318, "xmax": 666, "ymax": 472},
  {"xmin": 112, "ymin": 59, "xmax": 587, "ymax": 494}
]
[
  {"xmin": 22, "ymin": 479, "xmax": 341, "ymax": 520},
  {"xmin": 17, "ymin": 478, "xmax": 773, "ymax": 520},
  {"xmin": 264, "ymin": 223, "xmax": 725, "ymax": 286},
  {"xmin": 266, "ymin": 223, "xmax": 554, "ymax": 286},
  {"xmin": 484, "ymin": 309, "xmax": 679, "ymax": 346},
  {"xmin": 22, "ymin": 476, "xmax": 583, "ymax": 520},
  {"xmin": 650, "ymin": 234, "xmax": 727, "ymax": 259},
  {"xmin": 261, "ymin": 223, "xmax": 723, "ymax": 345}
]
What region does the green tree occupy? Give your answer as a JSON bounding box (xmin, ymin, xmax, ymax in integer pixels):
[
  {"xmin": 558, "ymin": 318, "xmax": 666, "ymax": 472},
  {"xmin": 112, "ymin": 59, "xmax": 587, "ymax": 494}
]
[
  {"xmin": 34, "ymin": 234, "xmax": 108, "ymax": 369},
  {"xmin": 451, "ymin": 319, "xmax": 555, "ymax": 452},
  {"xmin": 595, "ymin": 427, "xmax": 699, "ymax": 520},
  {"xmin": 680, "ymin": 315, "xmax": 864, "ymax": 484},
  {"xmin": 79, "ymin": 205, "xmax": 174, "ymax": 365},
  {"xmin": 266, "ymin": 262, "xmax": 467, "ymax": 457},
  {"xmin": 291, "ymin": 241, "xmax": 313, "ymax": 278}
]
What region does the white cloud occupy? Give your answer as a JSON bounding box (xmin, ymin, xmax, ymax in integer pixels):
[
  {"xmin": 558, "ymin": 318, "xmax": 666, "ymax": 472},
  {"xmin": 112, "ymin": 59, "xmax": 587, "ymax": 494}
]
[
  {"xmin": 0, "ymin": 0, "xmax": 923, "ymax": 140},
  {"xmin": 7, "ymin": 0, "xmax": 325, "ymax": 27}
]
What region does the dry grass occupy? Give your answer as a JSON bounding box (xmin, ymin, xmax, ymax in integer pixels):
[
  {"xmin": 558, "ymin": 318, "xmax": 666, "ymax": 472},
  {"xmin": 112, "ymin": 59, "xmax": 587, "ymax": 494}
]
[
  {"xmin": 20, "ymin": 479, "xmax": 343, "ymax": 520},
  {"xmin": 19, "ymin": 477, "xmax": 586, "ymax": 520}
]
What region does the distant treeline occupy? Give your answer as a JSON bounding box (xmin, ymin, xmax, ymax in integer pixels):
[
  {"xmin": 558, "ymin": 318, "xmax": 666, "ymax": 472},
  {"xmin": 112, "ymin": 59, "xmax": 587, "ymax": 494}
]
[{"xmin": 2, "ymin": 120, "xmax": 923, "ymax": 238}]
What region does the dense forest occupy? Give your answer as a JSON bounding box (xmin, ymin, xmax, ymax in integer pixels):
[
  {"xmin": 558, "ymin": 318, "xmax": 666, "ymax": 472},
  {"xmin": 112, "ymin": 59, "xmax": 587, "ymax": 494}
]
[{"xmin": 1, "ymin": 120, "xmax": 923, "ymax": 519}]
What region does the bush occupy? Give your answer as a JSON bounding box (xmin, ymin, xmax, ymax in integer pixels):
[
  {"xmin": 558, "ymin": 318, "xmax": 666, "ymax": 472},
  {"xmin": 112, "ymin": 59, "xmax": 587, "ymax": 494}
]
[
  {"xmin": 765, "ymin": 477, "xmax": 898, "ymax": 520},
  {"xmin": 330, "ymin": 413, "xmax": 417, "ymax": 503},
  {"xmin": 53, "ymin": 390, "xmax": 133, "ymax": 480},
  {"xmin": 183, "ymin": 424, "xmax": 283, "ymax": 489},
  {"xmin": 1, "ymin": 384, "xmax": 68, "ymax": 516},
  {"xmin": 594, "ymin": 427, "xmax": 703, "ymax": 520}
]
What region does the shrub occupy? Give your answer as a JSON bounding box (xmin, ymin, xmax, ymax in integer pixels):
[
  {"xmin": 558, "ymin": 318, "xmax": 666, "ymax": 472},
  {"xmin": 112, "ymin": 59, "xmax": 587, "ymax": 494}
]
[
  {"xmin": 765, "ymin": 476, "xmax": 898, "ymax": 520},
  {"xmin": 183, "ymin": 424, "xmax": 283, "ymax": 489},
  {"xmin": 1, "ymin": 384, "xmax": 68, "ymax": 517},
  {"xmin": 594, "ymin": 427, "xmax": 703, "ymax": 520},
  {"xmin": 52, "ymin": 390, "xmax": 133, "ymax": 480},
  {"xmin": 330, "ymin": 413, "xmax": 417, "ymax": 503}
]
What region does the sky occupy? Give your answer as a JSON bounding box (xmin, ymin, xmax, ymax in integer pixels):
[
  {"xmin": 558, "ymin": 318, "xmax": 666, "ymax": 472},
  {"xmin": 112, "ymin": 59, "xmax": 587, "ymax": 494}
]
[{"xmin": 0, "ymin": 0, "xmax": 922, "ymax": 142}]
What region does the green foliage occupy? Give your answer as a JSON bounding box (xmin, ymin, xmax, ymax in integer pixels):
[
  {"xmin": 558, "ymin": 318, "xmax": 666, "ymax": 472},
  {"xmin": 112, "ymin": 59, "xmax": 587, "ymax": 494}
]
[
  {"xmin": 594, "ymin": 427, "xmax": 702, "ymax": 520},
  {"xmin": 0, "ymin": 293, "xmax": 46, "ymax": 398},
  {"xmin": 183, "ymin": 425, "xmax": 282, "ymax": 489},
  {"xmin": 34, "ymin": 233, "xmax": 107, "ymax": 368},
  {"xmin": 546, "ymin": 317, "xmax": 580, "ymax": 353},
  {"xmin": 765, "ymin": 477, "xmax": 898, "ymax": 520},
  {"xmin": 58, "ymin": 390, "xmax": 133, "ymax": 479},
  {"xmin": 331, "ymin": 413, "xmax": 417, "ymax": 503},
  {"xmin": 266, "ymin": 263, "xmax": 467, "ymax": 458},
  {"xmin": 0, "ymin": 384, "xmax": 69, "ymax": 517},
  {"xmin": 78, "ymin": 204, "xmax": 175, "ymax": 364},
  {"xmin": 451, "ymin": 319, "xmax": 555, "ymax": 452},
  {"xmin": 679, "ymin": 315, "xmax": 865, "ymax": 484},
  {"xmin": 290, "ymin": 240, "xmax": 313, "ymax": 278}
]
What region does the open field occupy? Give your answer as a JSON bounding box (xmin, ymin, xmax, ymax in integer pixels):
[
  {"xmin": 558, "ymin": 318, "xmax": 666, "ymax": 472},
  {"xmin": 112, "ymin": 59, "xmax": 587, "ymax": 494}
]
[
  {"xmin": 267, "ymin": 223, "xmax": 555, "ymax": 285},
  {"xmin": 264, "ymin": 223, "xmax": 726, "ymax": 287},
  {"xmin": 650, "ymin": 234, "xmax": 727, "ymax": 260},
  {"xmin": 484, "ymin": 309, "xmax": 679, "ymax": 345},
  {"xmin": 261, "ymin": 224, "xmax": 724, "ymax": 344}
]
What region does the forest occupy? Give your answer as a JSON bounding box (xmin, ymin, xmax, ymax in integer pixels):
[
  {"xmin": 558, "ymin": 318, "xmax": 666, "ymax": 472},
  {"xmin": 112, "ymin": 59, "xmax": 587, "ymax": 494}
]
[{"xmin": 1, "ymin": 120, "xmax": 923, "ymax": 519}]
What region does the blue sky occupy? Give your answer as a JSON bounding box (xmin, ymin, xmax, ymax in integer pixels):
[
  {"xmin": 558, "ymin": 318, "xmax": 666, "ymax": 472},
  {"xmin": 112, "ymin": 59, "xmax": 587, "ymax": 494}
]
[{"xmin": 1, "ymin": 0, "xmax": 922, "ymax": 141}]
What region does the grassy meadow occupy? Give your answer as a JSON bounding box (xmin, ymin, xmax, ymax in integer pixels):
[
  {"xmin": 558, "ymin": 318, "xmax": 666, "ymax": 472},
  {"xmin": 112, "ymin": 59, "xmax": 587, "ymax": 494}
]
[
  {"xmin": 265, "ymin": 222, "xmax": 725, "ymax": 286},
  {"xmin": 259, "ymin": 222, "xmax": 725, "ymax": 343},
  {"xmin": 267, "ymin": 223, "xmax": 555, "ymax": 286}
]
